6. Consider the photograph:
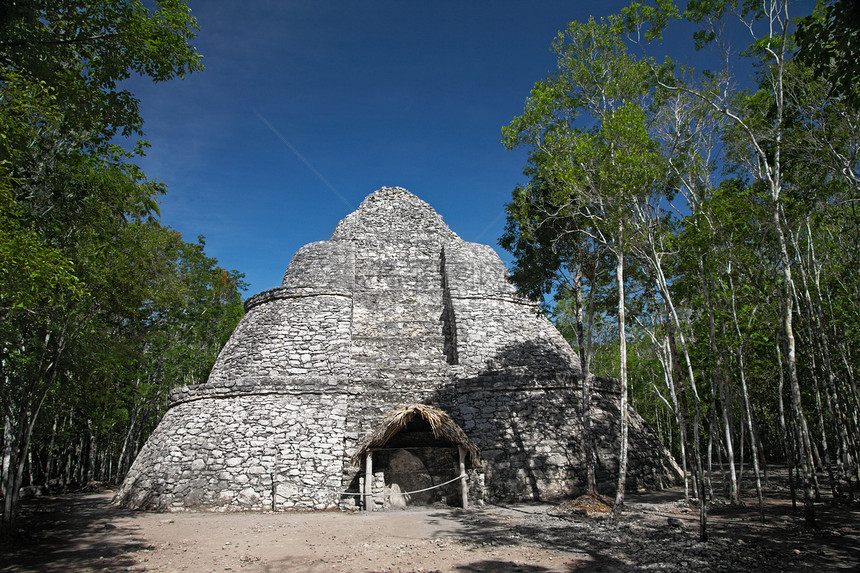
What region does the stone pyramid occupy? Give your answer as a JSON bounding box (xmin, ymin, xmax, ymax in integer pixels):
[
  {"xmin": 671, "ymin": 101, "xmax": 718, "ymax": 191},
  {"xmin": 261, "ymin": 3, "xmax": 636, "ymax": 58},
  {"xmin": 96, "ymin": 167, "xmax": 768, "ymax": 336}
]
[{"xmin": 116, "ymin": 187, "xmax": 680, "ymax": 511}]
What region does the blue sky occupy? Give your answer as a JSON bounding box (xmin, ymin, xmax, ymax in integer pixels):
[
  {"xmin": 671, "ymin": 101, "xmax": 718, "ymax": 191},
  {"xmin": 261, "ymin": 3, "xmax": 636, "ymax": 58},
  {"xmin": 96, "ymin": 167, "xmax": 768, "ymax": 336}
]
[{"xmin": 125, "ymin": 1, "xmax": 809, "ymax": 295}]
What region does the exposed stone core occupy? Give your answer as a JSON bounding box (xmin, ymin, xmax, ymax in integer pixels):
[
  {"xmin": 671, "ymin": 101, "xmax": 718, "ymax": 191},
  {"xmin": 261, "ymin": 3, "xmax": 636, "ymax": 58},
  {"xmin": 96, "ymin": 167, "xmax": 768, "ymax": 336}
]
[{"xmin": 116, "ymin": 187, "xmax": 681, "ymax": 511}]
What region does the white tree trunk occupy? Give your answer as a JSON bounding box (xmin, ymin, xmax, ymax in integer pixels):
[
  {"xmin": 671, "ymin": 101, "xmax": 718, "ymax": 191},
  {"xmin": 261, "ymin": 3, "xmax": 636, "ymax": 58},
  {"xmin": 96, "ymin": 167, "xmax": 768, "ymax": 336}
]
[{"xmin": 612, "ymin": 238, "xmax": 629, "ymax": 520}]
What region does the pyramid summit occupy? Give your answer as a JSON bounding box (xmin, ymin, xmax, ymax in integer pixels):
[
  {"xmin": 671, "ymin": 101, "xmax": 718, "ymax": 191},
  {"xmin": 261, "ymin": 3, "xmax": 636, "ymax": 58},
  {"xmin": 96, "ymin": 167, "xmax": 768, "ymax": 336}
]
[{"xmin": 117, "ymin": 186, "xmax": 680, "ymax": 511}]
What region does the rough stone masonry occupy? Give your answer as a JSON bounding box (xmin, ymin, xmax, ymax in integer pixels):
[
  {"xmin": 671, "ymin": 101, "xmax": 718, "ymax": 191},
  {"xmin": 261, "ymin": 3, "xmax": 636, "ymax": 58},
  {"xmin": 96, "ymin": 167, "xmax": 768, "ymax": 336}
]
[{"xmin": 116, "ymin": 187, "xmax": 681, "ymax": 511}]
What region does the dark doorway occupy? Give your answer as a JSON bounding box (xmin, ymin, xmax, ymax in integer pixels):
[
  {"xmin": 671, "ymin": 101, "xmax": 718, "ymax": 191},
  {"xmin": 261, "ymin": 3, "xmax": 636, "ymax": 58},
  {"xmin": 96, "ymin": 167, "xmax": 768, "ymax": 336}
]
[{"xmin": 372, "ymin": 418, "xmax": 461, "ymax": 506}]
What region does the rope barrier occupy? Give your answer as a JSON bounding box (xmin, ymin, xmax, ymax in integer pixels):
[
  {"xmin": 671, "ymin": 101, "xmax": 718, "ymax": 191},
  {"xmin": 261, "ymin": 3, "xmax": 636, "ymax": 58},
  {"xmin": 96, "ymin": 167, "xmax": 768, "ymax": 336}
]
[
  {"xmin": 272, "ymin": 473, "xmax": 467, "ymax": 503},
  {"xmin": 394, "ymin": 474, "xmax": 464, "ymax": 496}
]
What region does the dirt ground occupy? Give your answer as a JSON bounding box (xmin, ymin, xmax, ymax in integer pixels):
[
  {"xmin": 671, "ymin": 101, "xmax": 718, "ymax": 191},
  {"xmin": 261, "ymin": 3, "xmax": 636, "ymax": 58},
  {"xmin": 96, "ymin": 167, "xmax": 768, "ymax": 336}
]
[{"xmin": 2, "ymin": 477, "xmax": 858, "ymax": 573}]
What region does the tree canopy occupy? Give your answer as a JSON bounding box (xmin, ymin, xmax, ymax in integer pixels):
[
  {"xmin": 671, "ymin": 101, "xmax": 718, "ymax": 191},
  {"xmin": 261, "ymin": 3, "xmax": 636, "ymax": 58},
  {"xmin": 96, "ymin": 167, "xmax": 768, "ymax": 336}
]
[
  {"xmin": 503, "ymin": 0, "xmax": 860, "ymax": 533},
  {"xmin": 0, "ymin": 0, "xmax": 202, "ymax": 145},
  {"xmin": 795, "ymin": 0, "xmax": 860, "ymax": 108},
  {"xmin": 0, "ymin": 1, "xmax": 243, "ymax": 531}
]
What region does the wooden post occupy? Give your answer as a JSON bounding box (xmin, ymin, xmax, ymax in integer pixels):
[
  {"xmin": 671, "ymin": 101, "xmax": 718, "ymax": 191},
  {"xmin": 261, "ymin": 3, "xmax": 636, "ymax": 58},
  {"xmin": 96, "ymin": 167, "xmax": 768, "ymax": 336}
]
[
  {"xmin": 364, "ymin": 450, "xmax": 373, "ymax": 512},
  {"xmin": 458, "ymin": 446, "xmax": 468, "ymax": 509},
  {"xmin": 271, "ymin": 473, "xmax": 277, "ymax": 512}
]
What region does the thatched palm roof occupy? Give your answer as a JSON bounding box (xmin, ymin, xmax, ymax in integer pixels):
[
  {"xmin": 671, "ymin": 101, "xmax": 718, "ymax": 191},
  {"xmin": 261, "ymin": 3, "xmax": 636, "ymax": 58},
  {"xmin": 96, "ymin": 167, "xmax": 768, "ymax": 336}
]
[{"xmin": 351, "ymin": 404, "xmax": 480, "ymax": 467}]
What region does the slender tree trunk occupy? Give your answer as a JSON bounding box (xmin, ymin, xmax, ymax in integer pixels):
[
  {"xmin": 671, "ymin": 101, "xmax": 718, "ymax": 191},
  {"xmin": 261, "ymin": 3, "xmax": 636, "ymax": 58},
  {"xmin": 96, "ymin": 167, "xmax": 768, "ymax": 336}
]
[
  {"xmin": 2, "ymin": 423, "xmax": 23, "ymax": 528},
  {"xmin": 719, "ymin": 374, "xmax": 739, "ymax": 503},
  {"xmin": 102, "ymin": 444, "xmax": 111, "ymax": 483},
  {"xmin": 75, "ymin": 436, "xmax": 85, "ymax": 485},
  {"xmin": 612, "ymin": 241, "xmax": 629, "ymax": 521},
  {"xmin": 693, "ymin": 405, "xmax": 707, "ymax": 540},
  {"xmin": 2, "ymin": 379, "xmax": 52, "ymax": 528},
  {"xmin": 775, "ymin": 208, "xmax": 817, "ymax": 527},
  {"xmin": 116, "ymin": 404, "xmax": 140, "ymax": 482},
  {"xmin": 86, "ymin": 419, "xmax": 96, "ymax": 485},
  {"xmin": 645, "ymin": 239, "xmax": 706, "ymax": 539},
  {"xmin": 806, "ymin": 227, "xmax": 852, "ymax": 496},
  {"xmin": 727, "ymin": 276, "xmax": 764, "ymax": 519},
  {"xmin": 715, "ymin": 409, "xmax": 727, "ymax": 500},
  {"xmin": 835, "ymin": 346, "xmax": 860, "ymax": 486},
  {"xmin": 667, "ymin": 311, "xmax": 706, "ymax": 540},
  {"xmin": 754, "ymin": 413, "xmax": 768, "ymax": 486},
  {"xmin": 737, "ymin": 351, "xmax": 764, "ymax": 520},
  {"xmin": 25, "ymin": 451, "xmax": 32, "ymax": 487},
  {"xmin": 812, "ymin": 370, "xmax": 837, "ymax": 497},
  {"xmin": 63, "ymin": 408, "xmax": 75, "ymax": 492},
  {"xmin": 1, "ymin": 414, "xmax": 11, "ymax": 499},
  {"xmin": 44, "ymin": 415, "xmax": 58, "ymax": 489},
  {"xmin": 663, "ymin": 354, "xmax": 690, "ymax": 501},
  {"xmin": 574, "ymin": 268, "xmax": 598, "ymax": 496},
  {"xmin": 699, "ymin": 262, "xmax": 739, "ymax": 503},
  {"xmin": 777, "ymin": 337, "xmax": 798, "ymax": 510},
  {"xmin": 707, "ymin": 381, "xmax": 718, "ymax": 500},
  {"xmin": 737, "ymin": 404, "xmax": 745, "ymax": 493},
  {"xmin": 790, "ymin": 237, "xmax": 839, "ymax": 500}
]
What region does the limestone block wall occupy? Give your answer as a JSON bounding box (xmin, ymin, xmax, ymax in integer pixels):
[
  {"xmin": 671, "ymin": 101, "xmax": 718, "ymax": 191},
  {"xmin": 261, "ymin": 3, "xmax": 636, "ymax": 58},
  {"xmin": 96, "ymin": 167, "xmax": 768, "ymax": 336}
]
[
  {"xmin": 335, "ymin": 377, "xmax": 679, "ymax": 505},
  {"xmin": 206, "ymin": 241, "xmax": 354, "ymax": 386},
  {"xmin": 116, "ymin": 187, "xmax": 681, "ymax": 512},
  {"xmin": 116, "ymin": 391, "xmax": 350, "ymax": 511},
  {"xmin": 280, "ymin": 241, "xmax": 355, "ymax": 292},
  {"xmin": 330, "ymin": 188, "xmax": 458, "ymax": 245},
  {"xmin": 207, "ymin": 294, "xmax": 351, "ymax": 384},
  {"xmin": 349, "ymin": 241, "xmax": 449, "ymax": 383},
  {"xmin": 335, "ymin": 190, "xmax": 456, "ymax": 385},
  {"xmin": 436, "ymin": 380, "xmax": 680, "ymax": 501},
  {"xmin": 443, "ymin": 241, "xmax": 579, "ymax": 375}
]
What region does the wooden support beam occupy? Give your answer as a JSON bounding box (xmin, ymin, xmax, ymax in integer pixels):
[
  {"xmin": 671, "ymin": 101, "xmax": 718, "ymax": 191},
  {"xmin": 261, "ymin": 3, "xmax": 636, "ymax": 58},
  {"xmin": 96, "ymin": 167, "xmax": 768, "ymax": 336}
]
[
  {"xmin": 364, "ymin": 450, "xmax": 373, "ymax": 511},
  {"xmin": 458, "ymin": 445, "xmax": 468, "ymax": 509}
]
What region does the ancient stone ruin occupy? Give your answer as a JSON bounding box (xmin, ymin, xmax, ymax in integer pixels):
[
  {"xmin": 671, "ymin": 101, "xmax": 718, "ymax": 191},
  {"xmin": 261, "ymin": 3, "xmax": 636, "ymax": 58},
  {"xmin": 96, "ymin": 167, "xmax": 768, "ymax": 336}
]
[{"xmin": 116, "ymin": 186, "xmax": 681, "ymax": 511}]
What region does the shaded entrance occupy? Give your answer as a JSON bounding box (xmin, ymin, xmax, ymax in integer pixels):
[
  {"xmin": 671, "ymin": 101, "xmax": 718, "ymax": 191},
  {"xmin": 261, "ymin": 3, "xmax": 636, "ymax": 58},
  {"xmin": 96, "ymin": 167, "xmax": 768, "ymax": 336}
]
[{"xmin": 351, "ymin": 404, "xmax": 479, "ymax": 510}]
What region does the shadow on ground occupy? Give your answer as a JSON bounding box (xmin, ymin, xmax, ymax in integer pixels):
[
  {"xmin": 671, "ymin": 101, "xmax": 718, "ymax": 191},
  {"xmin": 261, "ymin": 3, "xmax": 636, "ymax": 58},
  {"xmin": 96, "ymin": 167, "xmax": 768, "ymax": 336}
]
[
  {"xmin": 426, "ymin": 505, "xmax": 629, "ymax": 572},
  {"xmin": 0, "ymin": 491, "xmax": 149, "ymax": 573},
  {"xmin": 2, "ymin": 470, "xmax": 857, "ymax": 573},
  {"xmin": 453, "ymin": 560, "xmax": 553, "ymax": 572},
  {"xmin": 425, "ymin": 476, "xmax": 860, "ymax": 572}
]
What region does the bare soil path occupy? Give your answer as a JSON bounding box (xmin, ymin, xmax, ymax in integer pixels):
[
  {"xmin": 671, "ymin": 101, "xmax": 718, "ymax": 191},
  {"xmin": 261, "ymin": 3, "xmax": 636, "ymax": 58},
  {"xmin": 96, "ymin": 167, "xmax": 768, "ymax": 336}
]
[{"xmin": 2, "ymin": 482, "xmax": 858, "ymax": 572}]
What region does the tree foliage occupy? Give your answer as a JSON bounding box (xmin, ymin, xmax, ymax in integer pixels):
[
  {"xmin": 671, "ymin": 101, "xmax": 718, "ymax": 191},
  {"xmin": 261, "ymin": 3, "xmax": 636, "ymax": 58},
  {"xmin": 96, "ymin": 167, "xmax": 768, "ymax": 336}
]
[
  {"xmin": 0, "ymin": 0, "xmax": 202, "ymax": 145},
  {"xmin": 503, "ymin": 0, "xmax": 860, "ymax": 532},
  {"xmin": 795, "ymin": 0, "xmax": 860, "ymax": 108},
  {"xmin": 0, "ymin": 1, "xmax": 243, "ymax": 531},
  {"xmin": 504, "ymin": 15, "xmax": 676, "ymax": 519}
]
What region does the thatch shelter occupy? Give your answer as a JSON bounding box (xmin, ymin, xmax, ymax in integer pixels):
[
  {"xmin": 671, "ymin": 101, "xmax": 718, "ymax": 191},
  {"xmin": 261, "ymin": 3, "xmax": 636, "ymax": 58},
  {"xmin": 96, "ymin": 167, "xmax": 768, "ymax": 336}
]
[{"xmin": 351, "ymin": 404, "xmax": 480, "ymax": 509}]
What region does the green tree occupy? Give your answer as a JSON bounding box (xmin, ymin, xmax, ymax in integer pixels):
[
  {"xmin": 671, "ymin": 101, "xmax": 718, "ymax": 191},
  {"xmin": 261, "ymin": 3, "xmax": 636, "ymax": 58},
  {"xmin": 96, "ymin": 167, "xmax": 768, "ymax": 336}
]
[
  {"xmin": 623, "ymin": 0, "xmax": 824, "ymax": 528},
  {"xmin": 795, "ymin": 0, "xmax": 860, "ymax": 109},
  {"xmin": 616, "ymin": 0, "xmax": 860, "ymax": 527},
  {"xmin": 0, "ymin": 0, "xmax": 203, "ymax": 529},
  {"xmin": 501, "ymin": 179, "xmax": 612, "ymax": 497},
  {"xmin": 0, "ymin": 0, "xmax": 202, "ymax": 148},
  {"xmin": 501, "ymin": 1, "xmax": 860, "ymax": 537},
  {"xmin": 503, "ymin": 15, "xmax": 668, "ymax": 520},
  {"xmin": 31, "ymin": 228, "xmax": 245, "ymax": 490}
]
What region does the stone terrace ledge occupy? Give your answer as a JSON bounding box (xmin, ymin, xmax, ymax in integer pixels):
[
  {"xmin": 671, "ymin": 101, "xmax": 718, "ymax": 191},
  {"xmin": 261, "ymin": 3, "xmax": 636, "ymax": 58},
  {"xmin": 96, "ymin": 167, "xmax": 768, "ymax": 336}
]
[
  {"xmin": 243, "ymin": 286, "xmax": 352, "ymax": 312},
  {"xmin": 168, "ymin": 377, "xmax": 359, "ymax": 407},
  {"xmin": 166, "ymin": 373, "xmax": 621, "ymax": 409}
]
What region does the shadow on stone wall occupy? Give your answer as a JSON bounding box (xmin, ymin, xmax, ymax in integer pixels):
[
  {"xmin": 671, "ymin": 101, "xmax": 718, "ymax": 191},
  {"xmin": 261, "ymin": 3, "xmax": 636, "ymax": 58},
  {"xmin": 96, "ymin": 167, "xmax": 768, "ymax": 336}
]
[
  {"xmin": 429, "ymin": 341, "xmax": 585, "ymax": 502},
  {"xmin": 430, "ymin": 340, "xmax": 680, "ymax": 503},
  {"xmin": 477, "ymin": 339, "xmax": 577, "ymax": 376}
]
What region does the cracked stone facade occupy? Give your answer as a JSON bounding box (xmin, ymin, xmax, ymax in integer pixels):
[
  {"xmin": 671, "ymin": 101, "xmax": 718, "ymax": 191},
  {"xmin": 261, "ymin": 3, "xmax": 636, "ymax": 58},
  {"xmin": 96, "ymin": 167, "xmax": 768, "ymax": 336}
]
[{"xmin": 116, "ymin": 187, "xmax": 681, "ymax": 511}]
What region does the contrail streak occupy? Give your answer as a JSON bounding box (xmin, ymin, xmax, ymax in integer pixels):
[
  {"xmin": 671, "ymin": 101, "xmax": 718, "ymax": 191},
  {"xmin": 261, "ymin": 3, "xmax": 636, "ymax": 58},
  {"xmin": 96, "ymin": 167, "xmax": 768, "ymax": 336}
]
[
  {"xmin": 474, "ymin": 209, "xmax": 507, "ymax": 242},
  {"xmin": 252, "ymin": 109, "xmax": 352, "ymax": 209}
]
